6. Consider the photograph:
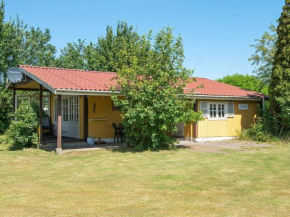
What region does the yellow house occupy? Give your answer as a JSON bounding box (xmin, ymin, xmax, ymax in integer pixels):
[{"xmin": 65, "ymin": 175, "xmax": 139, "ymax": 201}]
[{"xmin": 6, "ymin": 65, "xmax": 265, "ymax": 151}]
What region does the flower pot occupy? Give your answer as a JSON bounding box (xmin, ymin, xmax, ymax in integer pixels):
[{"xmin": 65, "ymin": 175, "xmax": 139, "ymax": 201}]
[{"xmin": 87, "ymin": 137, "xmax": 95, "ymax": 146}]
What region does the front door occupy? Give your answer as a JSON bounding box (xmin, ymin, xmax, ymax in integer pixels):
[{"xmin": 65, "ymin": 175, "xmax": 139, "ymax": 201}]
[{"xmin": 54, "ymin": 96, "xmax": 79, "ymax": 138}]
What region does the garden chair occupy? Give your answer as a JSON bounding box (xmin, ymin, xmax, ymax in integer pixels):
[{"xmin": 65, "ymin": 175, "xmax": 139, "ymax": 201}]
[
  {"xmin": 112, "ymin": 123, "xmax": 124, "ymax": 143},
  {"xmin": 42, "ymin": 116, "xmax": 54, "ymax": 135},
  {"xmin": 119, "ymin": 123, "xmax": 125, "ymax": 142}
]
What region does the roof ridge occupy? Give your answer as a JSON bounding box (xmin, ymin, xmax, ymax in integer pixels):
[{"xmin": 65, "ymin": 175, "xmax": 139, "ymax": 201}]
[{"xmin": 19, "ymin": 65, "xmax": 117, "ymax": 74}]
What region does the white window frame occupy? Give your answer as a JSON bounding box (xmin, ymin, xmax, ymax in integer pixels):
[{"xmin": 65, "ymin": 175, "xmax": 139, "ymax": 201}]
[
  {"xmin": 207, "ymin": 102, "xmax": 227, "ymax": 120},
  {"xmin": 54, "ymin": 96, "xmax": 79, "ymax": 123}
]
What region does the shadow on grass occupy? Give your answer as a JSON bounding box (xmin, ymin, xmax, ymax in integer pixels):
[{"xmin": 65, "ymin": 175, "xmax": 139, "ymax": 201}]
[
  {"xmin": 175, "ymin": 145, "xmax": 192, "ymax": 150},
  {"xmin": 8, "ymin": 144, "xmax": 24, "ymax": 151},
  {"xmin": 7, "ymin": 143, "xmax": 37, "ymax": 151}
]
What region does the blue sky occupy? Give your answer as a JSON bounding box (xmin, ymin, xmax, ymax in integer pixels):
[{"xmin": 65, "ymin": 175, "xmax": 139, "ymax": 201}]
[{"xmin": 4, "ymin": 0, "xmax": 284, "ymax": 79}]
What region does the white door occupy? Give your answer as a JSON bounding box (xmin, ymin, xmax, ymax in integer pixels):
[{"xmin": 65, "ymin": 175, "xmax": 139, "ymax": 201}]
[
  {"xmin": 172, "ymin": 123, "xmax": 184, "ymax": 137},
  {"xmin": 54, "ymin": 96, "xmax": 79, "ymax": 138}
]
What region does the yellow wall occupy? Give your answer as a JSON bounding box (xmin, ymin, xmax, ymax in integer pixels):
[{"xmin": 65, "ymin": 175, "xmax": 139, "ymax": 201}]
[
  {"xmin": 197, "ymin": 99, "xmax": 260, "ymax": 138},
  {"xmin": 88, "ymin": 96, "xmax": 122, "ymax": 139},
  {"xmin": 184, "ymin": 122, "xmax": 195, "ymax": 138},
  {"xmin": 49, "ymin": 94, "xmax": 260, "ymax": 140},
  {"xmin": 50, "ymin": 93, "xmax": 84, "ymax": 139}
]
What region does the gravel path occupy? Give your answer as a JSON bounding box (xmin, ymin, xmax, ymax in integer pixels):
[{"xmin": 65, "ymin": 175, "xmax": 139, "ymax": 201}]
[{"xmin": 176, "ymin": 140, "xmax": 273, "ymax": 153}]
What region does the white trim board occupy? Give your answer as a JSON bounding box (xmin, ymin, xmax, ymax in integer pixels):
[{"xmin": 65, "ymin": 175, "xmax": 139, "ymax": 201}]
[{"xmin": 195, "ymin": 137, "xmax": 236, "ymax": 142}]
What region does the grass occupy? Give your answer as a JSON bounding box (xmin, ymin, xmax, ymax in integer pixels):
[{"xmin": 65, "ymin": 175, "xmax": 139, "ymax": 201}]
[{"xmin": 0, "ymin": 136, "xmax": 290, "ymax": 216}]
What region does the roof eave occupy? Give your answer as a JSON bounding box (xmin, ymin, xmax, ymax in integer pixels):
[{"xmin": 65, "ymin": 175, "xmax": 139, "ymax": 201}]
[
  {"xmin": 19, "ymin": 66, "xmax": 56, "ymax": 93},
  {"xmin": 186, "ymin": 94, "xmax": 264, "ymax": 101},
  {"xmin": 55, "ymin": 89, "xmax": 120, "ymax": 96}
]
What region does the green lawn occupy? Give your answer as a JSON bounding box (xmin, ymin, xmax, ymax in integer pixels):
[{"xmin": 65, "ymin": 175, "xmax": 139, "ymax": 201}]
[{"xmin": 0, "ymin": 137, "xmax": 290, "ymax": 216}]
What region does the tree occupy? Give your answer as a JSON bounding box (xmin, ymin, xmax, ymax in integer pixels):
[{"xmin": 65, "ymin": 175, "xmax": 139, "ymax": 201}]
[
  {"xmin": 55, "ymin": 39, "xmax": 87, "ymax": 69},
  {"xmin": 20, "ymin": 27, "xmax": 56, "ymax": 66},
  {"xmin": 0, "ymin": 86, "xmax": 11, "ymax": 134},
  {"xmin": 112, "ymin": 27, "xmax": 202, "ymax": 150},
  {"xmin": 96, "ymin": 21, "xmax": 140, "ymax": 71},
  {"xmin": 216, "ymin": 73, "xmax": 268, "ymax": 94},
  {"xmin": 0, "ymin": 0, "xmax": 56, "ymax": 134},
  {"xmin": 269, "ymin": 0, "xmax": 290, "ymax": 131},
  {"xmin": 249, "ymin": 24, "xmax": 277, "ymax": 86},
  {"xmin": 0, "ymin": 1, "xmax": 24, "ymax": 84},
  {"xmin": 0, "ymin": 0, "xmax": 56, "ymax": 85},
  {"xmin": 56, "ymin": 21, "xmax": 141, "ymax": 71}
]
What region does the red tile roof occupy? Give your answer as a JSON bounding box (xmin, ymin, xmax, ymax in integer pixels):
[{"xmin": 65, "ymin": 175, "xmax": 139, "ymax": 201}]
[
  {"xmin": 19, "ymin": 65, "xmax": 264, "ymax": 98},
  {"xmin": 20, "ymin": 65, "xmax": 116, "ymax": 91},
  {"xmin": 185, "ymin": 78, "xmax": 265, "ymax": 98}
]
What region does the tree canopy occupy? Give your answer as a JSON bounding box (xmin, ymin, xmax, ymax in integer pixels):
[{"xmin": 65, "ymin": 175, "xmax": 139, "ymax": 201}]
[
  {"xmin": 216, "ymin": 73, "xmax": 268, "ymax": 94},
  {"xmin": 0, "ymin": 0, "xmax": 56, "ymax": 85},
  {"xmin": 248, "ymin": 24, "xmax": 277, "ymax": 86},
  {"xmin": 55, "ymin": 21, "xmax": 140, "ymax": 72},
  {"xmin": 269, "ymin": 0, "xmax": 290, "ymax": 130}
]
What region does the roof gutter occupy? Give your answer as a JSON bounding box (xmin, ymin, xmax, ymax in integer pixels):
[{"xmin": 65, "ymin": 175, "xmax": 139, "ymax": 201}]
[
  {"xmin": 186, "ymin": 94, "xmax": 263, "ymax": 101},
  {"xmin": 55, "ymin": 89, "xmax": 119, "ymax": 96},
  {"xmin": 54, "ymin": 90, "xmax": 263, "ymax": 100}
]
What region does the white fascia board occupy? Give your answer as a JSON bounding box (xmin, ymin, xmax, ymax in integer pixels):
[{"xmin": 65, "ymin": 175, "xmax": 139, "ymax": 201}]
[
  {"xmin": 186, "ymin": 94, "xmax": 263, "ymax": 101},
  {"xmin": 19, "ymin": 67, "xmax": 56, "ymax": 93},
  {"xmin": 55, "ymin": 89, "xmax": 119, "ymax": 96}
]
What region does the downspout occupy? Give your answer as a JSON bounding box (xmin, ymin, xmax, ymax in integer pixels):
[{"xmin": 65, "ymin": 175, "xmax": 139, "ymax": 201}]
[{"xmin": 262, "ymin": 96, "xmax": 265, "ymax": 112}]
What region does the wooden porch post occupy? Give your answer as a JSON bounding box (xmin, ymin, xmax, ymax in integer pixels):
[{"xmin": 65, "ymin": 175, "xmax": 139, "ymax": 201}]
[
  {"xmin": 56, "ymin": 95, "xmax": 62, "ymax": 154},
  {"xmin": 12, "ymin": 84, "xmax": 16, "ymax": 112},
  {"xmin": 38, "ymin": 84, "xmax": 43, "ymax": 149}
]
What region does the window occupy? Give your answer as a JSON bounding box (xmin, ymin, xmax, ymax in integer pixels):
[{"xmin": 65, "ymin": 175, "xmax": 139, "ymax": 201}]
[
  {"xmin": 209, "ymin": 103, "xmax": 225, "ymax": 119},
  {"xmin": 69, "ymin": 96, "xmax": 79, "ymax": 122},
  {"xmin": 54, "ymin": 96, "xmax": 79, "ymax": 123},
  {"xmin": 200, "ymin": 101, "xmax": 234, "ymax": 119},
  {"xmin": 63, "ymin": 98, "xmax": 69, "ymax": 122}
]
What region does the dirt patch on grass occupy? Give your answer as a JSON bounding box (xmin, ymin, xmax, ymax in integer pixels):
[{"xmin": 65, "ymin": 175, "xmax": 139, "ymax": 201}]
[{"xmin": 176, "ymin": 140, "xmax": 273, "ymax": 154}]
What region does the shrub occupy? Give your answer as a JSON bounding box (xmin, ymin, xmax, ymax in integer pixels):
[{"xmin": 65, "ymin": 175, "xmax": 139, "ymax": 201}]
[
  {"xmin": 6, "ymin": 102, "xmax": 38, "ymax": 148},
  {"xmin": 0, "ymin": 87, "xmax": 12, "ymax": 134},
  {"xmin": 246, "ymin": 120, "xmax": 268, "ymax": 142},
  {"xmin": 240, "ymin": 117, "xmax": 271, "ymax": 142}
]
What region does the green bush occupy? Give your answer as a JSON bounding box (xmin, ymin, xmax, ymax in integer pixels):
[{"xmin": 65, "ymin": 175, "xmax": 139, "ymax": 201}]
[
  {"xmin": 239, "ymin": 117, "xmax": 272, "ymax": 142},
  {"xmin": 6, "ymin": 102, "xmax": 38, "ymax": 148},
  {"xmin": 0, "ymin": 87, "xmax": 12, "ymax": 134},
  {"xmin": 246, "ymin": 121, "xmax": 268, "ymax": 142}
]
